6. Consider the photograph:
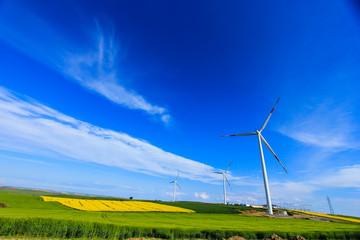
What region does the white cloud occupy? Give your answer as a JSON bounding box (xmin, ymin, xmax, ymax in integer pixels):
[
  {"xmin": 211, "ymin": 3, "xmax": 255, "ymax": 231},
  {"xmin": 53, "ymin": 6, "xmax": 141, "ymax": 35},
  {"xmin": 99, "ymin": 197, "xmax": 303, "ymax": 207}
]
[
  {"xmin": 278, "ymin": 100, "xmax": 358, "ymax": 151},
  {"xmin": 271, "ymin": 181, "xmax": 318, "ymax": 202},
  {"xmin": 232, "ymin": 177, "xmax": 262, "ymax": 187},
  {"xmin": 311, "ymin": 164, "xmax": 360, "ymax": 188},
  {"xmin": 226, "ymin": 164, "xmax": 360, "ymax": 207},
  {"xmin": 0, "ymin": 87, "xmax": 217, "ymax": 182},
  {"xmin": 194, "ymin": 192, "xmax": 209, "ymax": 200},
  {"xmin": 161, "ymin": 114, "xmax": 171, "ymax": 125},
  {"xmin": 227, "ymin": 191, "xmax": 262, "ymax": 204},
  {"xmin": 265, "ymin": 165, "xmax": 360, "ymax": 204},
  {"xmin": 0, "ymin": 153, "xmax": 59, "ymax": 167},
  {"xmin": 166, "ymin": 191, "xmax": 185, "ymax": 196},
  {"xmin": 0, "ymin": 1, "xmax": 169, "ymax": 123},
  {"xmin": 62, "ymin": 28, "xmax": 166, "ymax": 116}
]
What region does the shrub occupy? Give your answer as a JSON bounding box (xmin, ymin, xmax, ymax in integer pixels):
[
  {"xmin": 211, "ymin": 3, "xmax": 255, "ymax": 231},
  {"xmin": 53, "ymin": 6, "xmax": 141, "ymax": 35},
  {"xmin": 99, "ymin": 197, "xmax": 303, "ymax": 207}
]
[{"xmin": 0, "ymin": 202, "xmax": 8, "ymax": 208}]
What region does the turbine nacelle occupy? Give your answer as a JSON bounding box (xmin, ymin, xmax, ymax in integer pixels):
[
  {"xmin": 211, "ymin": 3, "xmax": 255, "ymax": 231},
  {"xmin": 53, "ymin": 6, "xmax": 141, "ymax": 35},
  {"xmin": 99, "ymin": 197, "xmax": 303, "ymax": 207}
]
[{"xmin": 221, "ymin": 98, "xmax": 287, "ymax": 174}]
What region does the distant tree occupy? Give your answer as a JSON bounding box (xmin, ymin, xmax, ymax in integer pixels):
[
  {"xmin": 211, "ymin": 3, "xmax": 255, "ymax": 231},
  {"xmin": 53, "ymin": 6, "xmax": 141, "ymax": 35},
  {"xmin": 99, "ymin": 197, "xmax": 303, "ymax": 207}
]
[{"xmin": 129, "ymin": 196, "xmax": 133, "ymax": 200}]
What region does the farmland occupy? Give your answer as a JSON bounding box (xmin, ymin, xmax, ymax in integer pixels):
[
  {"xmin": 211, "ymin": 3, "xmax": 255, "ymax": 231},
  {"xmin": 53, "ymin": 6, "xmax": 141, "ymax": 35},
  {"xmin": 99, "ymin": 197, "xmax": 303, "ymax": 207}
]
[
  {"xmin": 41, "ymin": 196, "xmax": 195, "ymax": 213},
  {"xmin": 0, "ymin": 191, "xmax": 359, "ymax": 239}
]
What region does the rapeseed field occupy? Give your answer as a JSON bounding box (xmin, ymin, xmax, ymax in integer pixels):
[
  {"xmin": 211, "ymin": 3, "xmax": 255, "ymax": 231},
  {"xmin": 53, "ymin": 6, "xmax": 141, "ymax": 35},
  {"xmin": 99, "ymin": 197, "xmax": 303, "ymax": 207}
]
[
  {"xmin": 41, "ymin": 196, "xmax": 195, "ymax": 213},
  {"xmin": 293, "ymin": 210, "xmax": 360, "ymax": 224}
]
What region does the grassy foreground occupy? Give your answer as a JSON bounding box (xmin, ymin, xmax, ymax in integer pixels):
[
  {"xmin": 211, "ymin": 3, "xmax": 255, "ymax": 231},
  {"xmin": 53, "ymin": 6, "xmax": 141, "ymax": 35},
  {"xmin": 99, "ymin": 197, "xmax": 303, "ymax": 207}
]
[{"xmin": 0, "ymin": 192, "xmax": 359, "ymax": 239}]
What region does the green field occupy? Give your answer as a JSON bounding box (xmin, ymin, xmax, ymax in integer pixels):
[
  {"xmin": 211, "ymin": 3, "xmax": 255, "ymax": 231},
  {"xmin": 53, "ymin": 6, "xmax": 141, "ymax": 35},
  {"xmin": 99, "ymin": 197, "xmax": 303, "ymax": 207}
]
[
  {"xmin": 0, "ymin": 187, "xmax": 56, "ymax": 195},
  {"xmin": 0, "ymin": 192, "xmax": 359, "ymax": 239}
]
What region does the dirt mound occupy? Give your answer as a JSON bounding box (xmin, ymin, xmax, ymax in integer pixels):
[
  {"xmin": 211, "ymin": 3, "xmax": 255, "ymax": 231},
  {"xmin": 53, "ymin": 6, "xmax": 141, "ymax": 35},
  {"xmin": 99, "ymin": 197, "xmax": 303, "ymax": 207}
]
[
  {"xmin": 262, "ymin": 233, "xmax": 306, "ymax": 240},
  {"xmin": 228, "ymin": 236, "xmax": 247, "ymax": 240},
  {"xmin": 264, "ymin": 233, "xmax": 285, "ymax": 240},
  {"xmin": 289, "ymin": 235, "xmax": 306, "ymax": 240}
]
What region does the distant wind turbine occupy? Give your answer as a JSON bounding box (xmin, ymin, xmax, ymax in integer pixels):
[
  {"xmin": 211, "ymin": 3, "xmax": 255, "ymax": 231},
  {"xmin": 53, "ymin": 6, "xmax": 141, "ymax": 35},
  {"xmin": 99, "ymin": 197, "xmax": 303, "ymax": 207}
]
[
  {"xmin": 213, "ymin": 161, "xmax": 233, "ymax": 204},
  {"xmin": 221, "ymin": 98, "xmax": 287, "ymax": 215},
  {"xmin": 170, "ymin": 172, "xmax": 181, "ymax": 202}
]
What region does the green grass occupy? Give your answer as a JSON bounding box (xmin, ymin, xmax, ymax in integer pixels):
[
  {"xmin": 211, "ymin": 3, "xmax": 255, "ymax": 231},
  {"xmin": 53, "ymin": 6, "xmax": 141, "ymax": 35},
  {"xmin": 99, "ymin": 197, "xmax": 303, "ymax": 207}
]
[
  {"xmin": 157, "ymin": 201, "xmax": 260, "ymax": 214},
  {"xmin": 0, "ymin": 217, "xmax": 359, "ymax": 240},
  {"xmin": 0, "ymin": 192, "xmax": 359, "ymax": 239},
  {"xmin": 0, "ymin": 188, "xmax": 56, "ymax": 195}
]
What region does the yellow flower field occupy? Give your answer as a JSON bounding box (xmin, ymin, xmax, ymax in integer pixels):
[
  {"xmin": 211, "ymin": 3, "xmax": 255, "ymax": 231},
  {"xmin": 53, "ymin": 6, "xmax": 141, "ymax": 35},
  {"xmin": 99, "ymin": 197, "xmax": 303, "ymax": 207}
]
[
  {"xmin": 41, "ymin": 196, "xmax": 195, "ymax": 213},
  {"xmin": 293, "ymin": 210, "xmax": 360, "ymax": 224}
]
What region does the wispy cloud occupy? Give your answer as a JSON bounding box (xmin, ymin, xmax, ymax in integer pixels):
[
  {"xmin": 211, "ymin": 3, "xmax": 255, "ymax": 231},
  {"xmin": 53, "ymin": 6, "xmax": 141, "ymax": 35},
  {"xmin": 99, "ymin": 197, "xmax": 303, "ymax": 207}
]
[
  {"xmin": 227, "ymin": 191, "xmax": 262, "ymax": 204},
  {"xmin": 0, "ymin": 87, "xmax": 215, "ymax": 182},
  {"xmin": 271, "ymin": 181, "xmax": 318, "ymax": 202},
  {"xmin": 0, "ymin": 153, "xmax": 59, "ymax": 167},
  {"xmin": 269, "ymin": 164, "xmax": 360, "ymax": 203},
  {"xmin": 0, "ymin": 1, "xmax": 169, "ymax": 123},
  {"xmin": 311, "ymin": 164, "xmax": 360, "ymax": 188},
  {"xmin": 232, "ymin": 176, "xmax": 262, "ymax": 187},
  {"xmin": 278, "ymin": 100, "xmax": 358, "ymax": 151},
  {"xmin": 62, "ymin": 25, "xmax": 168, "ymax": 117}
]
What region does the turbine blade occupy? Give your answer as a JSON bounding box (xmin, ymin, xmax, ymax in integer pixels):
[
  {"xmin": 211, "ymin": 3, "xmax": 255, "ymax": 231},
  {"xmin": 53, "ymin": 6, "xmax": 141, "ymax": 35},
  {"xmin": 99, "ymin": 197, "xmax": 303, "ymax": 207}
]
[
  {"xmin": 213, "ymin": 171, "xmax": 223, "ymax": 174},
  {"xmin": 176, "ymin": 182, "xmax": 182, "ymax": 191},
  {"xmin": 259, "ymin": 98, "xmax": 280, "ymax": 132},
  {"xmin": 260, "ymin": 134, "xmax": 288, "ymax": 173},
  {"xmin": 224, "ymin": 174, "xmax": 232, "ymax": 190},
  {"xmin": 176, "ymin": 172, "xmax": 180, "ymax": 181},
  {"xmin": 221, "ymin": 132, "xmax": 256, "ymax": 137},
  {"xmin": 225, "ymin": 160, "xmax": 233, "ymax": 173}
]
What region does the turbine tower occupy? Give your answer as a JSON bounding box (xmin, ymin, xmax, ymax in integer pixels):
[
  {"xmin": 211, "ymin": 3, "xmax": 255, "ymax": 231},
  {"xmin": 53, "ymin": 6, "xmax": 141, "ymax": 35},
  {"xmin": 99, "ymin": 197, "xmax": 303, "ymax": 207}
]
[
  {"xmin": 170, "ymin": 172, "xmax": 181, "ymax": 202},
  {"xmin": 327, "ymin": 196, "xmax": 335, "ymax": 215},
  {"xmin": 221, "ymin": 98, "xmax": 287, "ymax": 214},
  {"xmin": 214, "ymin": 161, "xmax": 233, "ymax": 204}
]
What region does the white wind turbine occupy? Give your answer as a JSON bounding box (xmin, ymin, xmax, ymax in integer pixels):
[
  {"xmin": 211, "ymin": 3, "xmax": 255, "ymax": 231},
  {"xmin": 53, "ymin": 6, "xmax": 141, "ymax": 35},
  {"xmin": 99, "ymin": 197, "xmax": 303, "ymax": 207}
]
[
  {"xmin": 213, "ymin": 161, "xmax": 233, "ymax": 204},
  {"xmin": 170, "ymin": 172, "xmax": 181, "ymax": 202},
  {"xmin": 221, "ymin": 98, "xmax": 287, "ymax": 214}
]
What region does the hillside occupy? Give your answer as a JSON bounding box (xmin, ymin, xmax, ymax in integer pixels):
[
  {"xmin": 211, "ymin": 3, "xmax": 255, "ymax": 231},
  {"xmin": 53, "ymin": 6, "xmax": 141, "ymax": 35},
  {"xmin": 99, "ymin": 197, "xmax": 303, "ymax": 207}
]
[{"xmin": 0, "ymin": 189, "xmax": 359, "ymax": 239}]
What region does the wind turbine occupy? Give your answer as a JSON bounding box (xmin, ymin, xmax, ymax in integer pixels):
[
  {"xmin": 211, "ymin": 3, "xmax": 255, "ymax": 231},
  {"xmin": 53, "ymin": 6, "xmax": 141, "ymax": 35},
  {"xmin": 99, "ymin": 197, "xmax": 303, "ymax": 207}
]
[
  {"xmin": 170, "ymin": 172, "xmax": 181, "ymax": 202},
  {"xmin": 221, "ymin": 98, "xmax": 287, "ymax": 215},
  {"xmin": 213, "ymin": 161, "xmax": 233, "ymax": 204}
]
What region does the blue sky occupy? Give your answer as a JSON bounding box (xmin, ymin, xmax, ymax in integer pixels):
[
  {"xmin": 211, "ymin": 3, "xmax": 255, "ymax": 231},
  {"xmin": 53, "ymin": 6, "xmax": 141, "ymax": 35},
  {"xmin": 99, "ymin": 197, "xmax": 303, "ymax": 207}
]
[{"xmin": 0, "ymin": 0, "xmax": 360, "ymax": 217}]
